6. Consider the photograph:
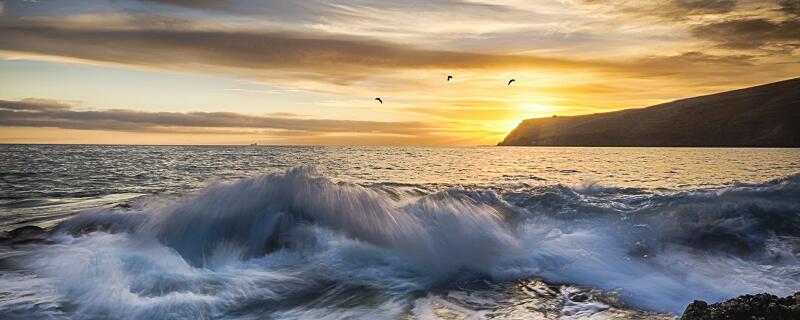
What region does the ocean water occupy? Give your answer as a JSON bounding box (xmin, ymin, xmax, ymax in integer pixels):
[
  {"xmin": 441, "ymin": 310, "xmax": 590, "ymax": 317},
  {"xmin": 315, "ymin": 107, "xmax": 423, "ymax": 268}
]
[{"xmin": 1, "ymin": 145, "xmax": 799, "ymax": 319}]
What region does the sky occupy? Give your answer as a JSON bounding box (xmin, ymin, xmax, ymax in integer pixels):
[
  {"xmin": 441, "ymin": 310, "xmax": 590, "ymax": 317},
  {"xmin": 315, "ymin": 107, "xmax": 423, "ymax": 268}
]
[{"xmin": 0, "ymin": 0, "xmax": 798, "ymax": 145}]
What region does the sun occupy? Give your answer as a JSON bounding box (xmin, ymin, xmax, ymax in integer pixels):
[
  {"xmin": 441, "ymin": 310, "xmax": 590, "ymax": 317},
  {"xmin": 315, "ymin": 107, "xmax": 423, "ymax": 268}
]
[
  {"xmin": 521, "ymin": 103, "xmax": 559, "ymax": 118},
  {"xmin": 490, "ymin": 103, "xmax": 561, "ymax": 136}
]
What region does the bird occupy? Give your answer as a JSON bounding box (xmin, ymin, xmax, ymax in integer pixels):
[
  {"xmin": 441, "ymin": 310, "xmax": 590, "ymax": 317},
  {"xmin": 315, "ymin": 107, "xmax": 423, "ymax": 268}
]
[
  {"xmin": 507, "ymin": 79, "xmax": 516, "ymax": 85},
  {"xmin": 375, "ymin": 98, "xmax": 383, "ymax": 104},
  {"xmin": 447, "ymin": 75, "xmax": 453, "ymax": 82}
]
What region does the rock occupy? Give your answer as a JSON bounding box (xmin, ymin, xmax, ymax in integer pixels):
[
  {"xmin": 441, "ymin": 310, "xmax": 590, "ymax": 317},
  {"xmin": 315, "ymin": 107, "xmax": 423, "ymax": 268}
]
[
  {"xmin": 113, "ymin": 202, "xmax": 133, "ymax": 209},
  {"xmin": 681, "ymin": 292, "xmax": 800, "ymax": 320},
  {"xmin": 1, "ymin": 225, "xmax": 48, "ymax": 244},
  {"xmin": 681, "ymin": 300, "xmax": 710, "ymax": 320},
  {"xmin": 498, "ymin": 77, "xmax": 800, "ymax": 147},
  {"xmin": 570, "ymin": 293, "xmax": 590, "ymax": 302}
]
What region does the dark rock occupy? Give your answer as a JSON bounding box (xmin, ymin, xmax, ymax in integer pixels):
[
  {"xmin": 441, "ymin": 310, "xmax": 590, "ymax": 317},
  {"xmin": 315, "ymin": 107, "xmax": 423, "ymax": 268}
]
[
  {"xmin": 570, "ymin": 293, "xmax": 590, "ymax": 302},
  {"xmin": 681, "ymin": 292, "xmax": 800, "ymax": 320},
  {"xmin": 113, "ymin": 202, "xmax": 133, "ymax": 209},
  {"xmin": 682, "ymin": 300, "xmax": 710, "ymax": 320},
  {"xmin": 2, "ymin": 225, "xmax": 48, "ymax": 244},
  {"xmin": 499, "ymin": 77, "xmax": 800, "ymax": 147}
]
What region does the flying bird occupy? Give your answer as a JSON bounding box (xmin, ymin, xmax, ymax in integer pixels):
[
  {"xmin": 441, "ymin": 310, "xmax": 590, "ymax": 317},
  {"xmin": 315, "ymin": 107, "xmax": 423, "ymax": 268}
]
[
  {"xmin": 375, "ymin": 98, "xmax": 383, "ymax": 104},
  {"xmin": 447, "ymin": 75, "xmax": 453, "ymax": 82},
  {"xmin": 507, "ymin": 79, "xmax": 516, "ymax": 85}
]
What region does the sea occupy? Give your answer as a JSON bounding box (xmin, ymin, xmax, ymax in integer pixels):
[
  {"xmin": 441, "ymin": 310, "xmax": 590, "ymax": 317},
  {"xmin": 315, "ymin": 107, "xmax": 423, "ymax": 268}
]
[{"xmin": 1, "ymin": 145, "xmax": 799, "ymax": 319}]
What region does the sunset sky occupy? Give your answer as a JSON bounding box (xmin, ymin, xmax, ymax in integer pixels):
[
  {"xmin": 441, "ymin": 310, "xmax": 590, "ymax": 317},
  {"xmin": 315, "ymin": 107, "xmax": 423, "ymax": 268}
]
[{"xmin": 0, "ymin": 0, "xmax": 798, "ymax": 145}]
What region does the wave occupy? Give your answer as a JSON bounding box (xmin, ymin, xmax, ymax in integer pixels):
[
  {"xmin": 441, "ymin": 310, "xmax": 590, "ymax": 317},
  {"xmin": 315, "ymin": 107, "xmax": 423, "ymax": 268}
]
[
  {"xmin": 3, "ymin": 168, "xmax": 800, "ymax": 318},
  {"xmin": 57, "ymin": 167, "xmax": 519, "ymax": 271}
]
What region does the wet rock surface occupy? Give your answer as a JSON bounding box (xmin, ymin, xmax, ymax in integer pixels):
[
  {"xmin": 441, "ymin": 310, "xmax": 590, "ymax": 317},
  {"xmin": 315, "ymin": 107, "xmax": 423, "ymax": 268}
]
[
  {"xmin": 0, "ymin": 225, "xmax": 48, "ymax": 244},
  {"xmin": 681, "ymin": 292, "xmax": 800, "ymax": 320}
]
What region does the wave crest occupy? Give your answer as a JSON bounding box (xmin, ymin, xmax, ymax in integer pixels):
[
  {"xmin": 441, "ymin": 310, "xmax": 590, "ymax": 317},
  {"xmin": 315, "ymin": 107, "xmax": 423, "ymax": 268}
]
[
  {"xmin": 9, "ymin": 167, "xmax": 800, "ymax": 317},
  {"xmin": 59, "ymin": 166, "xmax": 519, "ymax": 271}
]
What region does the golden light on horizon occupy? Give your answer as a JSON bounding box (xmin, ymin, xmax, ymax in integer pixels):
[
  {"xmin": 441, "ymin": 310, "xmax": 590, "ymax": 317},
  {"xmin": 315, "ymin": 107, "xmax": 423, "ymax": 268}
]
[
  {"xmin": 0, "ymin": 0, "xmax": 798, "ymax": 146},
  {"xmin": 521, "ymin": 103, "xmax": 559, "ymax": 118}
]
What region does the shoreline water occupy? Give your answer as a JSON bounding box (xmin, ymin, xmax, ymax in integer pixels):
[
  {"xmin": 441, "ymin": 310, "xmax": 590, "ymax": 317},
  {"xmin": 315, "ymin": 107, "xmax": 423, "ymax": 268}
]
[
  {"xmin": 1, "ymin": 146, "xmax": 799, "ymax": 319},
  {"xmin": 3, "ymin": 218, "xmax": 797, "ymax": 319}
]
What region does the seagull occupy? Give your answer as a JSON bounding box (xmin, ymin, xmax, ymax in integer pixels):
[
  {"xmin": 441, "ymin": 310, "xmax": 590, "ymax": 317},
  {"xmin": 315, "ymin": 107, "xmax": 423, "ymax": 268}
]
[
  {"xmin": 447, "ymin": 75, "xmax": 453, "ymax": 82},
  {"xmin": 375, "ymin": 98, "xmax": 383, "ymax": 104},
  {"xmin": 507, "ymin": 79, "xmax": 516, "ymax": 85}
]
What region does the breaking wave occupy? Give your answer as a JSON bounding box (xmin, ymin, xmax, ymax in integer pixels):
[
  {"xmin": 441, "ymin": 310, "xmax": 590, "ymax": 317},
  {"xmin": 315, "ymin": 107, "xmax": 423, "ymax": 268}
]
[{"xmin": 2, "ymin": 167, "xmax": 799, "ymax": 318}]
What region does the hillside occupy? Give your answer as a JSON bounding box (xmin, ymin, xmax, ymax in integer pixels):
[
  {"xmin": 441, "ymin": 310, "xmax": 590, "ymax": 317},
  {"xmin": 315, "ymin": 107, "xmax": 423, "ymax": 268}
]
[{"xmin": 498, "ymin": 78, "xmax": 800, "ymax": 147}]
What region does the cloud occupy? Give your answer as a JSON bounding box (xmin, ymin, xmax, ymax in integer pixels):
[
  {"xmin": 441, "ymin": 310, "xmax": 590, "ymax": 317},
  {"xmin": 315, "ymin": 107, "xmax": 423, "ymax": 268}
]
[
  {"xmin": 3, "ymin": 15, "xmax": 790, "ymax": 97},
  {"xmin": 777, "ymin": 0, "xmax": 800, "ymax": 16},
  {"xmin": 580, "ymin": 0, "xmax": 738, "ymax": 20},
  {"xmin": 580, "ymin": 0, "xmax": 799, "ymax": 52},
  {"xmin": 0, "ymin": 99, "xmax": 437, "ymax": 135},
  {"xmin": 690, "ymin": 18, "xmax": 800, "ymax": 50},
  {"xmin": 0, "ymin": 19, "xmax": 609, "ymax": 86},
  {"xmin": 139, "ymin": 0, "xmax": 227, "ymax": 9},
  {"xmin": 0, "ymin": 98, "xmax": 73, "ymax": 111},
  {"xmin": 657, "ymin": 0, "xmax": 737, "ymax": 16},
  {"xmin": 638, "ymin": 51, "xmax": 754, "ymax": 67}
]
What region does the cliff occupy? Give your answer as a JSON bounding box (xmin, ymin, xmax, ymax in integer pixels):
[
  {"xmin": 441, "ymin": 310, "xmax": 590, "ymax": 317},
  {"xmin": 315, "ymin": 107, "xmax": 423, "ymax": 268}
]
[{"xmin": 498, "ymin": 78, "xmax": 800, "ymax": 147}]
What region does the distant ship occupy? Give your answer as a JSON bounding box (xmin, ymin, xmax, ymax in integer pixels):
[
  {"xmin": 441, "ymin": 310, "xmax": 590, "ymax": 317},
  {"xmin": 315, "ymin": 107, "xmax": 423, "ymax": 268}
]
[{"xmin": 250, "ymin": 143, "xmax": 258, "ymax": 146}]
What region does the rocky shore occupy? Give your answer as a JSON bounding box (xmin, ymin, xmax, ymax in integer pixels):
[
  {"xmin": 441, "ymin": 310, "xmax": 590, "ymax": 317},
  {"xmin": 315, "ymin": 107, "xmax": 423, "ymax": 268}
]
[{"xmin": 681, "ymin": 292, "xmax": 800, "ymax": 320}]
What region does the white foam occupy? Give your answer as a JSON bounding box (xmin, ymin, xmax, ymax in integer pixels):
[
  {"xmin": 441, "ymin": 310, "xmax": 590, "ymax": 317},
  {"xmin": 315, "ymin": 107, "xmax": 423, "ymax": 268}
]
[{"xmin": 3, "ymin": 168, "xmax": 799, "ymax": 318}]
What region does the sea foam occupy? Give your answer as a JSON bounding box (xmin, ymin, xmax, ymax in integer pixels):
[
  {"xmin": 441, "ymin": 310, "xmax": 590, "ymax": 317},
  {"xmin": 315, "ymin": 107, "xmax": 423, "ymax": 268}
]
[{"xmin": 2, "ymin": 168, "xmax": 799, "ymax": 318}]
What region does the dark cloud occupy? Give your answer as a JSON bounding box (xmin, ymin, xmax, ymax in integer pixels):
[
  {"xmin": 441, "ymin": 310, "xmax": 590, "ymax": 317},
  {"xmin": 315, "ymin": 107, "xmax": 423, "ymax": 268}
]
[
  {"xmin": 0, "ymin": 21, "xmax": 604, "ymax": 85},
  {"xmin": 581, "ymin": 0, "xmax": 737, "ymax": 20},
  {"xmin": 640, "ymin": 51, "xmax": 755, "ymax": 66},
  {"xmin": 582, "ymin": 0, "xmax": 799, "ymax": 52},
  {"xmin": 690, "ymin": 18, "xmax": 800, "ymax": 50},
  {"xmin": 669, "ymin": 0, "xmax": 738, "ymax": 14},
  {"xmin": 0, "ymin": 99, "xmax": 437, "ymax": 135},
  {"xmin": 0, "ymin": 18, "xmax": 775, "ymax": 88},
  {"xmin": 777, "ymin": 0, "xmax": 800, "ymax": 16},
  {"xmin": 0, "ymin": 98, "xmax": 73, "ymax": 112},
  {"xmin": 139, "ymin": 0, "xmax": 228, "ymax": 9},
  {"xmin": 266, "ymin": 112, "xmax": 305, "ymax": 118}
]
